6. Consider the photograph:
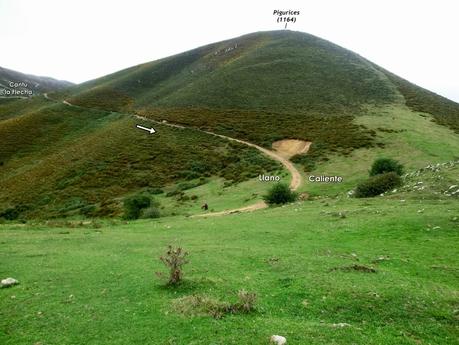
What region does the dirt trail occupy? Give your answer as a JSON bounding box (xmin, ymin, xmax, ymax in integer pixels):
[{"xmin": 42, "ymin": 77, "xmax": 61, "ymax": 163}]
[
  {"xmin": 43, "ymin": 93, "xmax": 71, "ymax": 106},
  {"xmin": 47, "ymin": 95, "xmax": 305, "ymax": 217},
  {"xmin": 134, "ymin": 115, "xmax": 303, "ymax": 192},
  {"xmin": 134, "ymin": 115, "xmax": 305, "ymax": 217}
]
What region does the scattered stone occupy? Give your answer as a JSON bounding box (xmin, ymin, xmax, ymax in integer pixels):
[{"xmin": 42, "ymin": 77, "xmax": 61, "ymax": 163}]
[
  {"xmin": 270, "ymin": 335, "xmax": 287, "ymax": 344},
  {"xmin": 1, "ymin": 277, "xmax": 19, "ymax": 288}
]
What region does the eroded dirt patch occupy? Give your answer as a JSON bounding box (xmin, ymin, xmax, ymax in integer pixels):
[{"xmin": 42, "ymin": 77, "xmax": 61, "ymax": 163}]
[{"xmin": 272, "ymin": 139, "xmax": 311, "ymax": 159}]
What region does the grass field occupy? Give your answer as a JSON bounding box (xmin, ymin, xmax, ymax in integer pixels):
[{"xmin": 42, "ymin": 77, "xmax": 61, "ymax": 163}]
[
  {"xmin": 1, "ymin": 195, "xmax": 458, "ymax": 344},
  {"xmin": 154, "ymin": 174, "xmax": 289, "ymax": 217},
  {"xmin": 302, "ymin": 105, "xmax": 459, "ymax": 197}
]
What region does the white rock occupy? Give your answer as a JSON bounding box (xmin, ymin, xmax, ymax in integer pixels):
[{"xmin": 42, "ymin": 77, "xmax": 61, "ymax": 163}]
[
  {"xmin": 270, "ymin": 335, "xmax": 287, "ymax": 344},
  {"xmin": 332, "ymin": 322, "xmax": 351, "ymax": 328},
  {"xmin": 1, "ymin": 277, "xmax": 19, "ymax": 288}
]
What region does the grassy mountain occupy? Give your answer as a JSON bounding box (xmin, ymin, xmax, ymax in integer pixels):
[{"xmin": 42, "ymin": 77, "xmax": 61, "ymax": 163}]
[
  {"xmin": 60, "ymin": 31, "xmax": 398, "ymax": 111},
  {"xmin": 1, "ymin": 30, "xmax": 458, "ymax": 219},
  {"xmin": 55, "ymin": 30, "xmax": 459, "ymax": 154},
  {"xmin": 0, "ymin": 66, "xmax": 73, "ymax": 96}
]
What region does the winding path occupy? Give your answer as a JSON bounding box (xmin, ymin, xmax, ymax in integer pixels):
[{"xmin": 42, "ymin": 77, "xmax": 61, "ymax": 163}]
[
  {"xmin": 44, "ymin": 94, "xmax": 303, "ymax": 216},
  {"xmin": 134, "ymin": 115, "xmax": 304, "ymax": 217}
]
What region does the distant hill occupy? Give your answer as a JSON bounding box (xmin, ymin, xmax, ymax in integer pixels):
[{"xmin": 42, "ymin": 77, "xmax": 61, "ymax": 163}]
[
  {"xmin": 1, "ymin": 30, "xmax": 458, "ymax": 219},
  {"xmin": 0, "ymin": 66, "xmax": 73, "ymax": 97}
]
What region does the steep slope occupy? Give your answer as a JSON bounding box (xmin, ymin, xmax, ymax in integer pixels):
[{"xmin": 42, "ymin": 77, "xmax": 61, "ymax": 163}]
[
  {"xmin": 382, "ymin": 70, "xmax": 459, "ymax": 133},
  {"xmin": 1, "ymin": 30, "xmax": 458, "ymax": 219},
  {"xmin": 61, "ymin": 31, "xmax": 398, "ymax": 111},
  {"xmin": 0, "ymin": 66, "xmax": 73, "ymax": 97},
  {"xmin": 55, "ymin": 30, "xmax": 459, "ymax": 154},
  {"xmin": 0, "ymin": 101, "xmax": 279, "ymax": 219}
]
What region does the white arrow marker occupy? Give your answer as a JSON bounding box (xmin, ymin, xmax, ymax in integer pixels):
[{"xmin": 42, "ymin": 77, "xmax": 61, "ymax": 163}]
[{"xmin": 136, "ymin": 124, "xmax": 156, "ymax": 134}]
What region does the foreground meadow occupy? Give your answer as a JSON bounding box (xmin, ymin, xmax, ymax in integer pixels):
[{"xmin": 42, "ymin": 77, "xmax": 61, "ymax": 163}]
[{"xmin": 1, "ymin": 196, "xmax": 458, "ymax": 344}]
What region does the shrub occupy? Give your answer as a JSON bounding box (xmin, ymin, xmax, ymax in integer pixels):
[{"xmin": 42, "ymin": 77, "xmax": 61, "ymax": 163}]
[
  {"xmin": 0, "ymin": 207, "xmax": 20, "ymax": 220},
  {"xmin": 232, "ymin": 290, "xmax": 257, "ymax": 313},
  {"xmin": 172, "ymin": 290, "xmax": 257, "ymax": 319},
  {"xmin": 0, "ymin": 204, "xmax": 29, "ymax": 220},
  {"xmin": 355, "ymin": 172, "xmax": 402, "ymax": 198},
  {"xmin": 123, "ymin": 195, "xmax": 150, "ymax": 220},
  {"xmin": 172, "ymin": 294, "xmax": 229, "ymax": 319},
  {"xmin": 263, "ymin": 183, "xmax": 297, "ymax": 205},
  {"xmin": 165, "ymin": 189, "xmax": 183, "ymax": 197},
  {"xmin": 370, "ymin": 158, "xmax": 404, "ymax": 176},
  {"xmin": 147, "ymin": 187, "xmax": 164, "ymax": 195},
  {"xmin": 156, "ymin": 245, "xmax": 189, "ymax": 286},
  {"xmin": 141, "ymin": 206, "xmax": 161, "ymax": 219}
]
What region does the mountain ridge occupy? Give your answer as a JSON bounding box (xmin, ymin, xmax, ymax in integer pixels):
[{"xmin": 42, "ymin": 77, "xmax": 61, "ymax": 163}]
[{"xmin": 0, "ymin": 66, "xmax": 73, "ymax": 96}]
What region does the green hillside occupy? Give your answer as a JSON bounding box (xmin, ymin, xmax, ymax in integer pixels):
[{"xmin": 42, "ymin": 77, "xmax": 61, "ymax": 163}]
[
  {"xmin": 0, "ymin": 101, "xmax": 279, "ymax": 219},
  {"xmin": 1, "ymin": 30, "xmax": 458, "ymax": 219},
  {"xmin": 55, "ymin": 30, "xmax": 459, "ymax": 156},
  {"xmin": 60, "ymin": 31, "xmax": 398, "ymax": 111}
]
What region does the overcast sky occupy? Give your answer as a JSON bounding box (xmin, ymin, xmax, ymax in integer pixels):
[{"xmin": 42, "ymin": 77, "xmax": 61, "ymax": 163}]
[{"xmin": 1, "ymin": 0, "xmax": 458, "ymax": 102}]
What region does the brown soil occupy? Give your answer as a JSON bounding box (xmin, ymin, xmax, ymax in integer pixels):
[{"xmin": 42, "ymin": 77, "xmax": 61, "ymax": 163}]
[{"xmin": 272, "ymin": 139, "xmax": 311, "ymax": 159}]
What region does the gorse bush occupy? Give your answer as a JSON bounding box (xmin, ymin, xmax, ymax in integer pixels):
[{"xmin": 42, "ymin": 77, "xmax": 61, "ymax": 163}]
[
  {"xmin": 370, "ymin": 158, "xmax": 404, "ymax": 176},
  {"xmin": 355, "ymin": 172, "xmax": 402, "ymax": 198},
  {"xmin": 264, "ymin": 183, "xmax": 298, "ymax": 205},
  {"xmin": 157, "ymin": 246, "xmax": 189, "ymax": 286},
  {"xmin": 123, "ymin": 195, "xmax": 150, "ymax": 220}
]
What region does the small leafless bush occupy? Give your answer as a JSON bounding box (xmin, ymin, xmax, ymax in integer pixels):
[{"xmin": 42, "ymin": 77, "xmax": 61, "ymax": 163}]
[{"xmin": 156, "ymin": 245, "xmax": 189, "ymax": 286}]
